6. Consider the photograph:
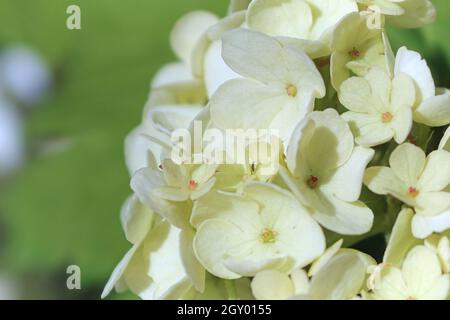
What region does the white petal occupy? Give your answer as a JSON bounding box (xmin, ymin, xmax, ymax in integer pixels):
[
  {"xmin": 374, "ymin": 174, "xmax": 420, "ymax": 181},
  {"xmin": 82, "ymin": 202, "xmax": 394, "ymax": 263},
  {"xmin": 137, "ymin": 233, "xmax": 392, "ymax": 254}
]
[
  {"xmin": 394, "ymin": 47, "xmax": 435, "ymax": 103},
  {"xmin": 387, "ymin": 0, "xmax": 436, "ymax": 29},
  {"xmin": 170, "ymin": 11, "xmax": 218, "ymax": 64},
  {"xmin": 120, "ymin": 195, "xmax": 153, "ymax": 244},
  {"xmin": 414, "ymin": 88, "xmax": 450, "ymax": 127},
  {"xmin": 312, "ymin": 195, "xmax": 374, "ymax": 235},
  {"xmin": 342, "ymin": 112, "xmax": 393, "ymax": 147},
  {"xmin": 391, "ymin": 106, "xmax": 413, "ymax": 144},
  {"xmin": 439, "ymin": 126, "xmax": 450, "ymax": 152},
  {"xmin": 364, "ymin": 166, "xmax": 406, "ymax": 196},
  {"xmin": 251, "ymin": 269, "xmax": 294, "ymax": 300},
  {"xmin": 151, "ymin": 62, "xmax": 194, "ymax": 89},
  {"xmin": 324, "ymin": 146, "xmax": 375, "ymax": 202},
  {"xmin": 418, "ymin": 150, "xmax": 450, "ymax": 192},
  {"xmin": 389, "ymin": 143, "xmax": 426, "ymax": 187},
  {"xmin": 308, "ymin": 239, "xmax": 343, "ymax": 277},
  {"xmin": 412, "ymin": 209, "xmax": 450, "ymax": 239},
  {"xmin": 180, "ymin": 228, "xmax": 205, "ymax": 292}
]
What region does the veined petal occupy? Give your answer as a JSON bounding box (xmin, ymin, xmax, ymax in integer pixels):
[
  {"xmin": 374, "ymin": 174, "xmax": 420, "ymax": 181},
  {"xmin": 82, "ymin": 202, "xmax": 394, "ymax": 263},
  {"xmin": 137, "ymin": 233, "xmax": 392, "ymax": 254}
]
[
  {"xmin": 415, "ymin": 192, "xmax": 450, "ymax": 217},
  {"xmin": 339, "ymin": 76, "xmax": 374, "ymax": 113},
  {"xmin": 364, "ymin": 166, "xmax": 405, "ymax": 195},
  {"xmin": 247, "ymin": 0, "xmax": 313, "ymax": 39},
  {"xmin": 402, "ymin": 246, "xmax": 443, "ymax": 299},
  {"xmin": 194, "ymin": 219, "xmax": 255, "ymax": 279},
  {"xmin": 389, "ymin": 143, "xmax": 426, "ymax": 187},
  {"xmin": 324, "ymin": 146, "xmax": 375, "ymax": 202},
  {"xmin": 418, "ymin": 150, "xmax": 450, "ymax": 192},
  {"xmin": 210, "ymin": 78, "xmax": 286, "ymax": 130},
  {"xmin": 342, "ymin": 112, "xmax": 393, "ymax": 147},
  {"xmin": 420, "ymin": 275, "xmax": 450, "ymax": 300},
  {"xmin": 370, "ymin": 266, "xmax": 409, "ymax": 300},
  {"xmin": 414, "ymin": 88, "xmax": 450, "ymax": 127}
]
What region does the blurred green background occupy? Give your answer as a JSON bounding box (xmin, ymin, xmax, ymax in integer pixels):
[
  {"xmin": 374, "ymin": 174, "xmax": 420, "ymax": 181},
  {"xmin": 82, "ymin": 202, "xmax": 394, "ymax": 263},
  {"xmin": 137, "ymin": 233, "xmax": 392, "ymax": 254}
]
[{"xmin": 0, "ymin": 0, "xmax": 448, "ymax": 299}]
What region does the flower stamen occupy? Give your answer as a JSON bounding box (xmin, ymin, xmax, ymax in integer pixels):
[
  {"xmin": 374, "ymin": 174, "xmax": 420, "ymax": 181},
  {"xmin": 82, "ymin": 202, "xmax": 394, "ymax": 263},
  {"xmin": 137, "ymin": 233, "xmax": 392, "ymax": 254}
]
[
  {"xmin": 382, "ymin": 112, "xmax": 394, "ymax": 123},
  {"xmin": 286, "ymin": 84, "xmax": 298, "ymax": 97},
  {"xmin": 306, "ymin": 175, "xmax": 319, "ymax": 189},
  {"xmin": 188, "ymin": 180, "xmax": 198, "ymax": 191},
  {"xmin": 348, "ymin": 47, "xmax": 361, "ymax": 59},
  {"xmin": 260, "ymin": 228, "xmax": 278, "ymax": 244},
  {"xmin": 408, "ymin": 187, "xmax": 419, "ymax": 198}
]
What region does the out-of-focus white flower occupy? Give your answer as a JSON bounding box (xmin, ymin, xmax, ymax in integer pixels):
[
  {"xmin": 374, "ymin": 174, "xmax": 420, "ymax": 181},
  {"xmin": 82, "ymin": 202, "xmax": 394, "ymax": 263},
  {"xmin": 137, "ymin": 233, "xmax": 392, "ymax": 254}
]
[
  {"xmin": 210, "ymin": 29, "xmax": 325, "ymax": 143},
  {"xmin": 0, "ymin": 95, "xmax": 24, "ymax": 175},
  {"xmin": 339, "ymin": 67, "xmax": 416, "ymax": 147},
  {"xmin": 394, "ymin": 47, "xmax": 450, "ymax": 127},
  {"xmin": 280, "ymin": 109, "xmax": 374, "ymax": 235},
  {"xmin": 0, "ymin": 46, "xmax": 51, "ymax": 106},
  {"xmin": 192, "ymin": 183, "xmax": 325, "ymax": 279}
]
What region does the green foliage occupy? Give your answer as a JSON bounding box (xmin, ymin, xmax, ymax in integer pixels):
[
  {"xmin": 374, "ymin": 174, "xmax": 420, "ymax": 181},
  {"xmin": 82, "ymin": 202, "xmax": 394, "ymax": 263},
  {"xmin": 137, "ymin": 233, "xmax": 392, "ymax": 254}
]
[{"xmin": 0, "ymin": 0, "xmax": 228, "ymax": 294}]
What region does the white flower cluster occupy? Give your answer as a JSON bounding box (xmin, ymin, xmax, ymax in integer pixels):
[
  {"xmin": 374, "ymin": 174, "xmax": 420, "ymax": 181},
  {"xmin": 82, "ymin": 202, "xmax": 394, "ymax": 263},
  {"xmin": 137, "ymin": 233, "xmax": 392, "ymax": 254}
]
[{"xmin": 103, "ymin": 0, "xmax": 450, "ymax": 300}]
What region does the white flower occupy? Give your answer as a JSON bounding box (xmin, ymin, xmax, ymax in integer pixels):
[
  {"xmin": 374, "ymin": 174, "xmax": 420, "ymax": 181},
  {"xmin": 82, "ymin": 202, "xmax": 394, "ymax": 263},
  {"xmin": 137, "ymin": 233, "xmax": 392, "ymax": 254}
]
[
  {"xmin": 250, "ymin": 241, "xmax": 375, "ymax": 300},
  {"xmin": 385, "ymin": 0, "xmax": 436, "ymax": 29},
  {"xmin": 0, "ymin": 46, "xmax": 51, "ymax": 106},
  {"xmin": 394, "ymin": 46, "xmax": 450, "ymax": 127},
  {"xmin": 0, "ymin": 96, "xmax": 24, "ymax": 175},
  {"xmin": 366, "ymin": 246, "xmax": 449, "ymax": 300},
  {"xmin": 280, "ymin": 109, "xmax": 374, "ymax": 235},
  {"xmin": 330, "ymin": 12, "xmax": 391, "ymax": 91},
  {"xmin": 246, "ymin": 0, "xmax": 358, "ymax": 58},
  {"xmin": 210, "ymin": 28, "xmax": 325, "ymax": 143},
  {"xmin": 365, "ymin": 143, "xmax": 450, "ymax": 238},
  {"xmin": 192, "ymin": 183, "xmax": 325, "ymax": 279},
  {"xmin": 339, "ymin": 67, "xmax": 416, "ymax": 147},
  {"xmin": 102, "ymin": 196, "xmax": 205, "ymax": 299}
]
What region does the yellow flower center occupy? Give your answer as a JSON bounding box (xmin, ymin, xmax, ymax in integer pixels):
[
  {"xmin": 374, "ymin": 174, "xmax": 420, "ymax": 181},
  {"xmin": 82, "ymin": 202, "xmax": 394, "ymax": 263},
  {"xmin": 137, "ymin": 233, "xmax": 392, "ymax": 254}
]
[
  {"xmin": 382, "ymin": 112, "xmax": 394, "ymax": 123},
  {"xmin": 286, "ymin": 84, "xmax": 298, "ymax": 97},
  {"xmin": 188, "ymin": 180, "xmax": 198, "ymax": 191},
  {"xmin": 306, "ymin": 175, "xmax": 319, "ymax": 189},
  {"xmin": 260, "ymin": 228, "xmax": 278, "ymax": 244}
]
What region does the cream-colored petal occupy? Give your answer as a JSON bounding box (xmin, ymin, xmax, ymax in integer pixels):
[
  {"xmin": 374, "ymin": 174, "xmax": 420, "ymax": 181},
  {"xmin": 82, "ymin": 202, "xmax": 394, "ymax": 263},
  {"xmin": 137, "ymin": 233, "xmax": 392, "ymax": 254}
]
[
  {"xmin": 309, "ymin": 250, "xmax": 374, "ymax": 300},
  {"xmin": 210, "ymin": 78, "xmax": 286, "ymax": 130},
  {"xmin": 120, "ymin": 195, "xmax": 153, "ymax": 245},
  {"xmin": 391, "ymin": 106, "xmax": 413, "ymax": 144},
  {"xmin": 389, "ymin": 143, "xmax": 426, "ymax": 187},
  {"xmin": 151, "ymin": 62, "xmax": 194, "ymax": 89},
  {"xmin": 412, "ymin": 209, "xmax": 450, "ymax": 239},
  {"xmin": 415, "ymin": 191, "xmax": 450, "ymax": 217},
  {"xmin": 383, "ymin": 208, "xmax": 420, "ymax": 265},
  {"xmin": 251, "ymin": 269, "xmax": 295, "ymax": 300},
  {"xmin": 342, "ymin": 112, "xmax": 393, "ymax": 147},
  {"xmin": 420, "ymin": 275, "xmax": 450, "ymax": 300},
  {"xmin": 229, "ymin": 0, "xmax": 252, "ymax": 13},
  {"xmin": 291, "ymin": 268, "xmax": 310, "ymax": 295},
  {"xmin": 170, "ymin": 11, "xmax": 219, "ymax": 64},
  {"xmin": 364, "ymin": 166, "xmax": 405, "ymax": 195},
  {"xmin": 308, "ymin": 239, "xmax": 343, "ymax": 277},
  {"xmin": 414, "ymin": 88, "xmax": 450, "ymax": 127},
  {"xmin": 339, "ymin": 76, "xmax": 374, "ymax": 113},
  {"xmin": 324, "ymin": 146, "xmax": 375, "ymax": 202},
  {"xmin": 370, "ymin": 266, "xmax": 409, "ymax": 300},
  {"xmin": 418, "ymin": 150, "xmax": 450, "ymax": 192},
  {"xmin": 313, "ymin": 195, "xmax": 374, "ymax": 235},
  {"xmin": 402, "ymin": 245, "xmax": 443, "ymax": 299},
  {"xmin": 180, "ymin": 228, "xmax": 205, "ymax": 292},
  {"xmin": 391, "ymin": 73, "xmax": 416, "ymax": 112},
  {"xmin": 394, "ymin": 47, "xmax": 435, "ymax": 103},
  {"xmin": 247, "ymin": 0, "xmax": 313, "ymax": 39}
]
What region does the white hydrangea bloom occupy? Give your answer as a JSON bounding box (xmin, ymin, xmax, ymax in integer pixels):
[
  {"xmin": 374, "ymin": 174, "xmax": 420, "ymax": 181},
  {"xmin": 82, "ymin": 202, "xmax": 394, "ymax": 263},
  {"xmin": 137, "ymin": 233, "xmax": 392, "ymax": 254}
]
[
  {"xmin": 280, "ymin": 109, "xmax": 374, "ymax": 235},
  {"xmin": 210, "ymin": 29, "xmax": 325, "ymax": 143}
]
